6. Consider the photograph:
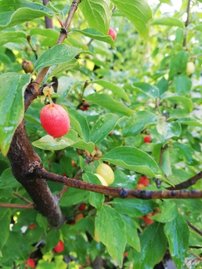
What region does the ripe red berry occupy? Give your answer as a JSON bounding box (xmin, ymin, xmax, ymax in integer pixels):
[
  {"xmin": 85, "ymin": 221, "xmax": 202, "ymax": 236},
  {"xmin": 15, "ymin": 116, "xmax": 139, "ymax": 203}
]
[
  {"xmin": 40, "ymin": 104, "xmax": 70, "ymax": 138},
  {"xmin": 78, "ymin": 203, "xmax": 86, "ymax": 211},
  {"xmin": 108, "ymin": 27, "xmax": 117, "ymax": 40},
  {"xmin": 53, "ymin": 240, "xmax": 64, "ymax": 253},
  {"xmin": 26, "ymin": 258, "xmax": 36, "ymax": 268},
  {"xmin": 144, "ymin": 135, "xmax": 152, "ymax": 143},
  {"xmin": 138, "ymin": 176, "xmax": 150, "ymax": 187},
  {"xmin": 142, "ymin": 215, "xmax": 154, "ymax": 225}
]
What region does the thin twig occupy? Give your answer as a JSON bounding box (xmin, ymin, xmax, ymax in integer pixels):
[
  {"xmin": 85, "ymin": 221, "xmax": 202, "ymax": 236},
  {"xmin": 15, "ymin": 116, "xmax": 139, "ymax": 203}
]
[
  {"xmin": 187, "ymin": 221, "xmax": 202, "ymax": 237},
  {"xmin": 26, "ymin": 36, "xmax": 38, "ymax": 59},
  {"xmin": 183, "ymin": 0, "xmax": 191, "ymax": 47},
  {"xmin": 34, "ymin": 0, "xmax": 81, "ymax": 87},
  {"xmin": 168, "ymin": 171, "xmax": 202, "ymax": 190},
  {"xmin": 12, "ymin": 192, "xmax": 32, "ymax": 204},
  {"xmin": 36, "ymin": 168, "xmax": 202, "ymax": 199},
  {"xmin": 0, "ymin": 203, "xmax": 34, "ymax": 209},
  {"xmin": 42, "ymin": 0, "xmax": 53, "ymax": 29}
]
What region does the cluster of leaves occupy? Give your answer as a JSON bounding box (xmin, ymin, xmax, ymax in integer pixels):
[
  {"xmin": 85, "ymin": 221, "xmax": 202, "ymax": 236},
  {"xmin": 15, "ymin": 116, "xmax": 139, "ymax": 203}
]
[{"xmin": 0, "ymin": 0, "xmax": 202, "ymax": 268}]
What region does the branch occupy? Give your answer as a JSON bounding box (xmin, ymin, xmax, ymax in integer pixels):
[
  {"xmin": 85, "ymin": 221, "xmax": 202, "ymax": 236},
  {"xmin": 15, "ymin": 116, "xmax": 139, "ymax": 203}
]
[
  {"xmin": 0, "ymin": 203, "xmax": 34, "ymax": 209},
  {"xmin": 183, "ymin": 0, "xmax": 191, "ymax": 47},
  {"xmin": 187, "ymin": 221, "xmax": 202, "ymax": 237},
  {"xmin": 36, "ymin": 168, "xmax": 202, "ymax": 199},
  {"xmin": 168, "ymin": 171, "xmax": 202, "ymax": 190},
  {"xmin": 42, "ymin": 0, "xmax": 53, "ymax": 29}
]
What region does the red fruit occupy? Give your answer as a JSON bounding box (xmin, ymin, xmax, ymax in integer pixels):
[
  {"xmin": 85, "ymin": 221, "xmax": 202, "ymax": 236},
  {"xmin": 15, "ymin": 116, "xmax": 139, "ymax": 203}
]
[
  {"xmin": 142, "ymin": 215, "xmax": 154, "ymax": 225},
  {"xmin": 28, "ymin": 223, "xmax": 37, "ymax": 230},
  {"xmin": 108, "ymin": 27, "xmax": 117, "ymax": 40},
  {"xmin": 78, "ymin": 203, "xmax": 86, "ymax": 211},
  {"xmin": 53, "ymin": 240, "xmax": 64, "ymax": 253},
  {"xmin": 144, "ymin": 135, "xmax": 152, "ymax": 143},
  {"xmin": 40, "ymin": 104, "xmax": 70, "ymax": 138},
  {"xmin": 138, "ymin": 176, "xmax": 150, "ymax": 187},
  {"xmin": 26, "ymin": 258, "xmax": 36, "ymax": 268}
]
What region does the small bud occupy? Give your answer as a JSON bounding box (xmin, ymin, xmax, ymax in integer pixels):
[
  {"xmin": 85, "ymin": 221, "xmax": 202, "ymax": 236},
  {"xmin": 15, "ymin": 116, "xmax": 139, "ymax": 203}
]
[{"xmin": 22, "ymin": 60, "xmax": 34, "ymax": 73}]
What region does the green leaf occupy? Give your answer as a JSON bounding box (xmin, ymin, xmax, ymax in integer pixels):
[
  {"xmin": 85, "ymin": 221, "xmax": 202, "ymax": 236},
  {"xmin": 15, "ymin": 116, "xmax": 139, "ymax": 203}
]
[
  {"xmin": 83, "ymin": 173, "xmax": 104, "ymax": 209},
  {"xmin": 111, "ymin": 198, "xmax": 155, "ymax": 217},
  {"xmin": 132, "ymin": 82, "xmax": 160, "ymax": 98},
  {"xmin": 103, "ymin": 146, "xmax": 161, "ymax": 177},
  {"xmin": 79, "ymin": 0, "xmax": 110, "ymax": 34},
  {"xmin": 0, "ymin": 31, "xmax": 26, "ymax": 46},
  {"xmin": 152, "ymin": 17, "xmax": 184, "ymax": 28},
  {"xmin": 0, "ymin": 168, "xmax": 20, "ymax": 189},
  {"xmin": 169, "ymin": 51, "xmax": 188, "ymax": 79},
  {"xmin": 86, "ymin": 93, "xmax": 133, "ymax": 116},
  {"xmin": 32, "ymin": 131, "xmax": 94, "ymax": 153},
  {"xmin": 90, "ymin": 113, "xmax": 120, "ymax": 144},
  {"xmin": 93, "ymin": 80, "xmax": 130, "ymax": 102},
  {"xmin": 60, "ymin": 188, "xmax": 89, "ymax": 207},
  {"xmin": 0, "ymin": 72, "xmax": 30, "ymax": 156},
  {"xmin": 95, "ymin": 205, "xmax": 127, "ymax": 266},
  {"xmin": 35, "ymin": 44, "xmax": 81, "ymax": 71},
  {"xmin": 0, "ymin": 0, "xmax": 53, "ymax": 28},
  {"xmin": 161, "ymin": 147, "xmax": 172, "ymax": 177},
  {"xmin": 122, "ymin": 215, "xmax": 140, "ymax": 252},
  {"xmin": 73, "ymin": 28, "xmax": 113, "ymax": 45},
  {"xmin": 134, "ymin": 223, "xmax": 167, "ymax": 268},
  {"xmin": 163, "ymin": 95, "xmax": 193, "ymax": 117},
  {"xmin": 123, "ymin": 111, "xmax": 157, "ymax": 136},
  {"xmin": 173, "ymin": 75, "xmax": 192, "ymax": 95},
  {"xmin": 0, "ymin": 210, "xmax": 10, "ymax": 249},
  {"xmin": 69, "ymin": 109, "xmax": 90, "ymax": 141},
  {"xmin": 153, "ymin": 201, "xmax": 178, "ymax": 223},
  {"xmin": 164, "ymin": 214, "xmax": 189, "ymax": 268},
  {"xmin": 111, "ymin": 0, "xmax": 152, "ymax": 38}
]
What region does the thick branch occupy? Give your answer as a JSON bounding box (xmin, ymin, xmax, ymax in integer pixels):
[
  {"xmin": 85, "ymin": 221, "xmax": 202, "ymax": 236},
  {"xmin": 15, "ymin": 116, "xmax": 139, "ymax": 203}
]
[
  {"xmin": 7, "ymin": 0, "xmax": 81, "ymax": 227},
  {"xmin": 168, "ymin": 171, "xmax": 202, "ymax": 190},
  {"xmin": 36, "ymin": 168, "xmax": 202, "ymax": 199}
]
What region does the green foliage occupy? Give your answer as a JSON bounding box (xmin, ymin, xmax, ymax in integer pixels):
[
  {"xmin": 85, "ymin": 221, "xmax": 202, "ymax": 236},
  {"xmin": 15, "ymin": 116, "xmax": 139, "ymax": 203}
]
[{"xmin": 0, "ymin": 0, "xmax": 202, "ymax": 268}]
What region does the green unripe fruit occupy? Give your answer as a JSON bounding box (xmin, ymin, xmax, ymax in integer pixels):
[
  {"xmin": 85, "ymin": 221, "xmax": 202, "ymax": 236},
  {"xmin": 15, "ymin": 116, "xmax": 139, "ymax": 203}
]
[
  {"xmin": 186, "ymin": 62, "xmax": 195, "ymax": 76},
  {"xmin": 95, "ymin": 163, "xmax": 114, "ymax": 186},
  {"xmin": 22, "ymin": 59, "xmax": 34, "ymax": 73}
]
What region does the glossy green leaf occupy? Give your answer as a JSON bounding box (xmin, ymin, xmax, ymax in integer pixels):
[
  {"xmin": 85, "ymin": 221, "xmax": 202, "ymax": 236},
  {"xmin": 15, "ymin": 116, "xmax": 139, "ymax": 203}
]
[
  {"xmin": 132, "ymin": 82, "xmax": 160, "ymax": 98},
  {"xmin": 0, "ymin": 210, "xmax": 10, "ymax": 249},
  {"xmin": 73, "ymin": 28, "xmax": 113, "ymax": 45},
  {"xmin": 161, "ymin": 147, "xmax": 172, "ymax": 177},
  {"xmin": 111, "ymin": 198, "xmax": 155, "ymax": 217},
  {"xmin": 0, "ymin": 168, "xmax": 20, "ymax": 189},
  {"xmin": 0, "ymin": 31, "xmax": 26, "ymax": 45},
  {"xmin": 123, "ymin": 111, "xmax": 156, "ymax": 136},
  {"xmin": 122, "ymin": 215, "xmax": 140, "ymax": 252},
  {"xmin": 169, "ymin": 51, "xmax": 188, "ymax": 79},
  {"xmin": 103, "ymin": 146, "xmax": 161, "ymax": 177},
  {"xmin": 164, "ymin": 214, "xmax": 189, "ymax": 268},
  {"xmin": 111, "ymin": 0, "xmax": 152, "ymax": 37},
  {"xmin": 35, "ymin": 44, "xmax": 81, "ymax": 71},
  {"xmin": 32, "ymin": 131, "xmax": 94, "ymax": 152},
  {"xmin": 83, "ymin": 173, "xmax": 104, "ymax": 208},
  {"xmin": 152, "ymin": 17, "xmax": 184, "ymax": 28},
  {"xmin": 90, "ymin": 113, "xmax": 120, "ymax": 144},
  {"xmin": 93, "ymin": 80, "xmax": 130, "ymax": 102},
  {"xmin": 173, "ymin": 75, "xmax": 192, "ymax": 95},
  {"xmin": 0, "ymin": 73, "xmax": 30, "ymax": 156},
  {"xmin": 163, "ymin": 95, "xmax": 193, "ymax": 117},
  {"xmin": 153, "ymin": 201, "xmax": 178, "ymax": 223},
  {"xmin": 95, "ymin": 205, "xmax": 127, "ymax": 266},
  {"xmin": 60, "ymin": 188, "xmax": 89, "ymax": 207},
  {"xmin": 79, "ymin": 0, "xmax": 110, "ymax": 34},
  {"xmin": 86, "ymin": 93, "xmax": 133, "ymax": 116},
  {"xmin": 134, "ymin": 223, "xmax": 167, "ymax": 268},
  {"xmin": 0, "ymin": 0, "xmax": 53, "ymax": 28}
]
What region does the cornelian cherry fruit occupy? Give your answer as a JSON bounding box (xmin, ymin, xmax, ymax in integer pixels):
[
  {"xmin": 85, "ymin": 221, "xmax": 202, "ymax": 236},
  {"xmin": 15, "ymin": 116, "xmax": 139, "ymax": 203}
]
[
  {"xmin": 53, "ymin": 240, "xmax": 64, "ymax": 253},
  {"xmin": 26, "ymin": 258, "xmax": 36, "ymax": 268},
  {"xmin": 144, "ymin": 135, "xmax": 152, "ymax": 143},
  {"xmin": 138, "ymin": 176, "xmax": 150, "ymax": 187},
  {"xmin": 40, "ymin": 104, "xmax": 70, "ymax": 138},
  {"xmin": 108, "ymin": 27, "xmax": 117, "ymax": 40}
]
